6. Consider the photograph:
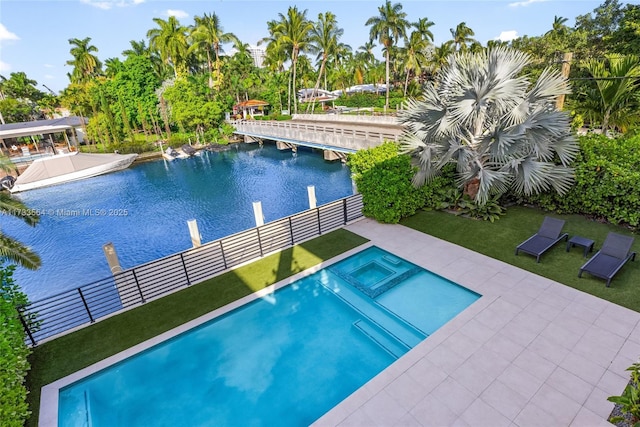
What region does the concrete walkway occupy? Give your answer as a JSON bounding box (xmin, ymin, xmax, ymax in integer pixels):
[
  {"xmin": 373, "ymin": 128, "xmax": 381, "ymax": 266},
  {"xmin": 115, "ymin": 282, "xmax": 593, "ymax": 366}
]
[{"xmin": 314, "ymin": 219, "xmax": 638, "ymax": 427}]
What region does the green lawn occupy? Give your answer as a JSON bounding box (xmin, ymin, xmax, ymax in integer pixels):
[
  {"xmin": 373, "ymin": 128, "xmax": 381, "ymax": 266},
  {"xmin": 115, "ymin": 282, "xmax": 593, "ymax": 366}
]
[
  {"xmin": 401, "ymin": 205, "xmax": 640, "ymax": 311},
  {"xmin": 25, "ymin": 228, "xmax": 368, "ymax": 427}
]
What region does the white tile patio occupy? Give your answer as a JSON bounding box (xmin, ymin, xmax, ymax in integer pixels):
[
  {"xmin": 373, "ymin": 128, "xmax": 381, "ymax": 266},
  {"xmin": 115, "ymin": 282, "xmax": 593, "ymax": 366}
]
[{"xmin": 312, "ymin": 218, "xmax": 639, "ymax": 427}]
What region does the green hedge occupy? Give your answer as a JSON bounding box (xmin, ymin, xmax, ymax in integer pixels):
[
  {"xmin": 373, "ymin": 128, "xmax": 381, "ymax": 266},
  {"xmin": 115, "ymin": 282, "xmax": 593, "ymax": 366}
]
[
  {"xmin": 348, "ymin": 142, "xmax": 452, "ymax": 223},
  {"xmin": 524, "ymin": 134, "xmax": 640, "ymax": 228},
  {"xmin": 0, "ymin": 265, "xmax": 31, "ymax": 426}
]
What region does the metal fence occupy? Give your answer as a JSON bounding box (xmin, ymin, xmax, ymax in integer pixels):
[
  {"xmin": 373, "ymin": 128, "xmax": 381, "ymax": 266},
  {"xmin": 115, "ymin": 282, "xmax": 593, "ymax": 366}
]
[{"xmin": 18, "ymin": 194, "xmax": 364, "ymax": 346}]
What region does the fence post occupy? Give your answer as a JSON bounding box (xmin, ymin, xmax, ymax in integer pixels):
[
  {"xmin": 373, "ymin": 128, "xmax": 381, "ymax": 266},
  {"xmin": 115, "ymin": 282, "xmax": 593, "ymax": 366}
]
[
  {"xmin": 78, "ymin": 288, "xmax": 94, "ymax": 323},
  {"xmin": 132, "ymin": 269, "xmax": 145, "ymax": 303},
  {"xmin": 17, "ymin": 309, "xmax": 36, "ymax": 346},
  {"xmin": 288, "ymin": 217, "xmax": 295, "ymax": 245},
  {"xmin": 219, "ymin": 240, "xmax": 228, "ymax": 270},
  {"xmin": 343, "ymin": 197, "xmax": 348, "ymax": 224},
  {"xmin": 316, "ymin": 207, "xmax": 322, "ymax": 235},
  {"xmin": 256, "ymin": 227, "xmax": 264, "ymax": 257},
  {"xmin": 180, "ymin": 253, "xmax": 191, "ymax": 286}
]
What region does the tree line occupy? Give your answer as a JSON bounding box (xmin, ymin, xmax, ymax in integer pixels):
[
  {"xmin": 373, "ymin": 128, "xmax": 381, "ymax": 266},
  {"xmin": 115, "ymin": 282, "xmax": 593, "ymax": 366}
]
[{"xmin": 0, "ymin": 0, "xmax": 638, "ymax": 147}]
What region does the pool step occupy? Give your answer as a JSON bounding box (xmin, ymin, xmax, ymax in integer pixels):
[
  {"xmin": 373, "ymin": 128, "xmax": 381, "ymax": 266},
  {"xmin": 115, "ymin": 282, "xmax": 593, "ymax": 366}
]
[
  {"xmin": 318, "ymin": 276, "xmax": 426, "ymax": 349},
  {"xmin": 353, "ymin": 319, "xmax": 409, "ymax": 359}
]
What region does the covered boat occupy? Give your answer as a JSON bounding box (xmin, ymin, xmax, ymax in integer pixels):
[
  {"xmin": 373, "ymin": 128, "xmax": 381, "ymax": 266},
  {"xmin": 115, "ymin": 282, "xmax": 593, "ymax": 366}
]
[{"xmin": 10, "ymin": 151, "xmax": 138, "ymax": 193}]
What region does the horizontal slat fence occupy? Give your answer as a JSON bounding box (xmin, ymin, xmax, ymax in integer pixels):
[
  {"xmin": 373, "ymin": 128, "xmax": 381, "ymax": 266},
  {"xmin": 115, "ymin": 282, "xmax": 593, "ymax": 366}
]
[{"xmin": 19, "ymin": 194, "xmax": 363, "ymax": 346}]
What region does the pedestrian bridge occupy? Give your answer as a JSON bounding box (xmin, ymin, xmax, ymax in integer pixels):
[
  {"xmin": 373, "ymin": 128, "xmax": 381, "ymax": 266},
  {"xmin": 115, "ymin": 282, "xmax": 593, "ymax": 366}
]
[{"xmin": 231, "ymin": 115, "xmax": 402, "ymax": 161}]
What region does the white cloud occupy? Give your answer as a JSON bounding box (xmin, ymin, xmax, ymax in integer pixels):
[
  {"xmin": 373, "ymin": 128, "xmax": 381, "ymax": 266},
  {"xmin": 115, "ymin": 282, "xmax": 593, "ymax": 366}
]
[
  {"xmin": 80, "ymin": 0, "xmax": 145, "ymax": 10},
  {"xmin": 508, "ymin": 0, "xmax": 548, "ymax": 7},
  {"xmin": 496, "ymin": 30, "xmax": 518, "ymax": 41},
  {"xmin": 166, "ymin": 9, "xmax": 189, "ymax": 19},
  {"xmin": 44, "ymin": 64, "xmax": 54, "ymax": 68},
  {"xmin": 44, "ymin": 74, "xmax": 55, "ymax": 80},
  {"xmin": 0, "ymin": 60, "xmax": 11, "ymax": 72},
  {"xmin": 0, "ymin": 24, "xmax": 20, "ymax": 44}
]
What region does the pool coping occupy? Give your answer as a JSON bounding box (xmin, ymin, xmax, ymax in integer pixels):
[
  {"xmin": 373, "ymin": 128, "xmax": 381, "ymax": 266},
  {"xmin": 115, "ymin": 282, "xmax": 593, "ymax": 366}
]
[
  {"xmin": 313, "ymin": 219, "xmax": 638, "ymax": 426},
  {"xmin": 39, "ymin": 241, "xmax": 379, "ymax": 426}
]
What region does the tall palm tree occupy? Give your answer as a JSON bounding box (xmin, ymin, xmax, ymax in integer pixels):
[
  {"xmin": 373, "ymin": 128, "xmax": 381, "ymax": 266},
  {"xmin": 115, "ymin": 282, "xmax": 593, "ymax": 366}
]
[
  {"xmin": 413, "ymin": 17, "xmax": 435, "ymax": 43},
  {"xmin": 580, "ymin": 54, "xmax": 640, "ymax": 134},
  {"xmin": 66, "ymin": 37, "xmax": 102, "ymax": 83},
  {"xmin": 190, "ymin": 12, "xmax": 238, "ymax": 76},
  {"xmin": 308, "ymin": 11, "xmax": 344, "ymax": 111},
  {"xmin": 449, "ymin": 22, "xmax": 477, "ymax": 52},
  {"xmin": 400, "ymin": 47, "xmax": 578, "ymax": 205},
  {"xmin": 269, "ymin": 6, "xmax": 314, "ymax": 113},
  {"xmin": 401, "ymin": 31, "xmax": 429, "ymax": 95},
  {"xmin": 147, "ymin": 16, "xmax": 189, "ymax": 78},
  {"xmin": 430, "ymin": 41, "xmax": 455, "ymax": 73},
  {"xmin": 104, "ymin": 58, "xmax": 123, "ymax": 78},
  {"xmin": 366, "ymin": 0, "xmax": 410, "ymax": 109}
]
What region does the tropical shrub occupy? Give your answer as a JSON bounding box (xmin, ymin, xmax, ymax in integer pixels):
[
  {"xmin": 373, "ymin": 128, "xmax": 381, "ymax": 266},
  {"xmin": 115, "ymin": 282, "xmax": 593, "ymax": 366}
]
[
  {"xmin": 0, "ymin": 265, "xmax": 31, "ymax": 426},
  {"xmin": 348, "ymin": 142, "xmax": 452, "ymax": 223},
  {"xmin": 525, "ymin": 134, "xmax": 640, "ymax": 228},
  {"xmin": 608, "ymin": 362, "xmax": 640, "ymax": 426}
]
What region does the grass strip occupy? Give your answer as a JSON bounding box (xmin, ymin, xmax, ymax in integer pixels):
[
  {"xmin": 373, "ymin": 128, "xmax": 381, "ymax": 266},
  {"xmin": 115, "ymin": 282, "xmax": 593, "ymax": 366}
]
[
  {"xmin": 25, "ymin": 228, "xmax": 368, "ymax": 426},
  {"xmin": 402, "ymin": 206, "xmax": 640, "ymax": 311}
]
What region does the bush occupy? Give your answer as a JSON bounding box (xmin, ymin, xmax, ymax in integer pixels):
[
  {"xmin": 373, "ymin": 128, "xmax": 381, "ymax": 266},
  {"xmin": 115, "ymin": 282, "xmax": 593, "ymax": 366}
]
[
  {"xmin": 524, "ymin": 134, "xmax": 640, "ymax": 228},
  {"xmin": 0, "ymin": 265, "xmax": 31, "ymax": 426},
  {"xmin": 348, "ymin": 142, "xmax": 452, "ymax": 223}
]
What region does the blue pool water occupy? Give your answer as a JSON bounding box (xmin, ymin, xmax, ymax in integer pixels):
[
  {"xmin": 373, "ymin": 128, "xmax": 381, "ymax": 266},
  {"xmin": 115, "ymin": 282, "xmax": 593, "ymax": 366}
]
[
  {"xmin": 58, "ymin": 246, "xmax": 480, "ymax": 426},
  {"xmin": 3, "ymin": 143, "xmax": 353, "ymax": 300}
]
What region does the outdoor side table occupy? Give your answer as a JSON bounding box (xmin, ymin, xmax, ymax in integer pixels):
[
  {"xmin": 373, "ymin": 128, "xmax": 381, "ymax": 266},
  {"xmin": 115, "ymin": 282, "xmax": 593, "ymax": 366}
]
[{"xmin": 566, "ymin": 236, "xmax": 595, "ymax": 257}]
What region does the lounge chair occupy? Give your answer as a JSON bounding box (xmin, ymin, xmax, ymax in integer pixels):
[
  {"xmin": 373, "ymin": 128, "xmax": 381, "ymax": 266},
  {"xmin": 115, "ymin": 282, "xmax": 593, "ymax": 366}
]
[
  {"xmin": 515, "ymin": 217, "xmax": 569, "ymax": 262},
  {"xmin": 579, "ymin": 232, "xmax": 636, "ymax": 287}
]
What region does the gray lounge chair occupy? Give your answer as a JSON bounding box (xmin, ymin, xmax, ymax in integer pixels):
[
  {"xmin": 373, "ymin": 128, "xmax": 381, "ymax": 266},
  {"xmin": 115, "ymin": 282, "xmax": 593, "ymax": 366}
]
[
  {"xmin": 515, "ymin": 217, "xmax": 569, "ymax": 262},
  {"xmin": 579, "ymin": 232, "xmax": 636, "ymax": 287}
]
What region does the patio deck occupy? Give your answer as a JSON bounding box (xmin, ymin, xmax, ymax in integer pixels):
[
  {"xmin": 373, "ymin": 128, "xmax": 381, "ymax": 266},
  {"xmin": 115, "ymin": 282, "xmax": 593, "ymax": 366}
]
[{"xmin": 314, "ymin": 218, "xmax": 637, "ymax": 427}]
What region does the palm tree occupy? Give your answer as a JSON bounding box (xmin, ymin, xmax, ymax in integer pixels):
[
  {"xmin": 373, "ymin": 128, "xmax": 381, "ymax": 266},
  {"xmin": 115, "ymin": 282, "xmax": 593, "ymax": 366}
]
[
  {"xmin": 429, "ymin": 41, "xmax": 455, "ymax": 73},
  {"xmin": 580, "ymin": 54, "xmax": 640, "ymax": 134},
  {"xmin": 104, "ymin": 58, "xmax": 123, "ymax": 78},
  {"xmin": 546, "ymin": 15, "xmax": 569, "ymax": 37},
  {"xmin": 190, "ymin": 12, "xmax": 238, "ymax": 76},
  {"xmin": 366, "ymin": 0, "xmax": 410, "ymax": 109},
  {"xmin": 308, "ymin": 11, "xmax": 345, "ymax": 111},
  {"xmin": 413, "ymin": 17, "xmax": 435, "ymax": 43},
  {"xmin": 66, "ymin": 37, "xmax": 102, "ymax": 83},
  {"xmin": 0, "ymin": 166, "xmax": 40, "ymax": 269},
  {"xmin": 401, "ymin": 31, "xmax": 429, "ymax": 96},
  {"xmin": 269, "ymin": 6, "xmax": 314, "ymax": 113},
  {"xmin": 0, "ymin": 72, "xmax": 41, "ymax": 101},
  {"xmin": 147, "ymin": 16, "xmax": 189, "ymax": 77},
  {"xmin": 400, "ymin": 47, "xmax": 578, "ymax": 205},
  {"xmin": 449, "ymin": 22, "xmax": 477, "ymax": 52},
  {"xmin": 122, "ymin": 40, "xmax": 150, "ymax": 59}
]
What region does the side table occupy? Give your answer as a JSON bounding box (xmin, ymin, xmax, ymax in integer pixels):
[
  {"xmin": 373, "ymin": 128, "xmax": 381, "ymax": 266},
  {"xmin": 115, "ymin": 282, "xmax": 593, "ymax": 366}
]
[{"xmin": 566, "ymin": 236, "xmax": 595, "ymax": 258}]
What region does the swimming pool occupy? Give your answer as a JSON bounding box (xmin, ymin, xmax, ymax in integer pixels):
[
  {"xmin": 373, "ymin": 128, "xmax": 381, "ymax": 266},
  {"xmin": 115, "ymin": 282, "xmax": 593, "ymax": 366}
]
[{"xmin": 56, "ymin": 246, "xmax": 480, "ymax": 426}]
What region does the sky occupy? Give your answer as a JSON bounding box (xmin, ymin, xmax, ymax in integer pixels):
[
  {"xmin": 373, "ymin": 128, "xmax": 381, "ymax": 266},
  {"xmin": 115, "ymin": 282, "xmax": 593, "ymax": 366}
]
[{"xmin": 0, "ymin": 0, "xmax": 629, "ymax": 94}]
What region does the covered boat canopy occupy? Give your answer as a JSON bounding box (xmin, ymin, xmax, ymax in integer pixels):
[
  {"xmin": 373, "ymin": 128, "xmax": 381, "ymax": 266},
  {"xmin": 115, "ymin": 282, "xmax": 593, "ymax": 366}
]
[{"xmin": 14, "ymin": 152, "xmax": 133, "ymax": 188}]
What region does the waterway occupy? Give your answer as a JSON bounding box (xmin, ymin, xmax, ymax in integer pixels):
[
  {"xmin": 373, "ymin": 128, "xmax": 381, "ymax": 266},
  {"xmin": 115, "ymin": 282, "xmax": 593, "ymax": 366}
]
[{"xmin": 4, "ymin": 143, "xmax": 354, "ymax": 301}]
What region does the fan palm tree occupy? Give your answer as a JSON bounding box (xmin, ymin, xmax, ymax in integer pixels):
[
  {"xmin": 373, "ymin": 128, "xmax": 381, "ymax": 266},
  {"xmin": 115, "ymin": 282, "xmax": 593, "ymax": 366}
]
[
  {"xmin": 580, "ymin": 55, "xmax": 640, "ymax": 134},
  {"xmin": 147, "ymin": 16, "xmax": 189, "ymax": 78},
  {"xmin": 400, "ymin": 47, "xmax": 579, "ymax": 205},
  {"xmin": 66, "ymin": 37, "xmax": 102, "ymax": 83},
  {"xmin": 449, "ymin": 22, "xmax": 477, "ymax": 52},
  {"xmin": 366, "ymin": 0, "xmax": 410, "ymax": 109}
]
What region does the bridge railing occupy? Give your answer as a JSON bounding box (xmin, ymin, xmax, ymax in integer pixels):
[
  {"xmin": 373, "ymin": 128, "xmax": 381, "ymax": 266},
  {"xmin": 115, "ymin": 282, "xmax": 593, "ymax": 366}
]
[
  {"xmin": 232, "ymin": 120, "xmax": 400, "ymax": 152},
  {"xmin": 18, "ymin": 194, "xmax": 364, "ymax": 346}
]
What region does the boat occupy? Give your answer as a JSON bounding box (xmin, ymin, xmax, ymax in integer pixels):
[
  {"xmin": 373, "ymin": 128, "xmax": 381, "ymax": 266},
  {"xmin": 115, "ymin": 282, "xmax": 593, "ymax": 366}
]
[{"xmin": 9, "ymin": 151, "xmax": 138, "ymax": 193}]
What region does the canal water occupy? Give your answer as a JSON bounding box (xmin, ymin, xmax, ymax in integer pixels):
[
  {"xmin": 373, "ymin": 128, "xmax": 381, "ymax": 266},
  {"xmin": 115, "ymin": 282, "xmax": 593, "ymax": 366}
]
[{"xmin": 5, "ymin": 143, "xmax": 354, "ymax": 301}]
